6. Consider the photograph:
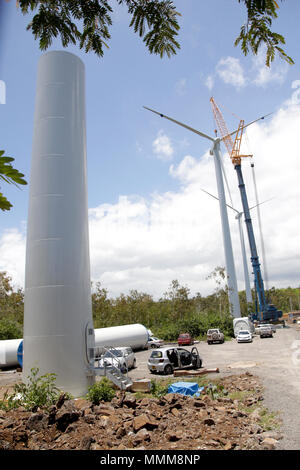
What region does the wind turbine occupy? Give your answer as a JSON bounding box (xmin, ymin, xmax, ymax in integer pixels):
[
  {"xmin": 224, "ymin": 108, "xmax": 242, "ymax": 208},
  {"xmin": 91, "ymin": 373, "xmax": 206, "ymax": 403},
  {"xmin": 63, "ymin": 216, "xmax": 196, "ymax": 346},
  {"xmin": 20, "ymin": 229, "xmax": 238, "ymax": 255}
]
[
  {"xmin": 200, "ymin": 187, "xmax": 273, "ymax": 306},
  {"xmin": 143, "ymin": 105, "xmax": 268, "ymax": 318}
]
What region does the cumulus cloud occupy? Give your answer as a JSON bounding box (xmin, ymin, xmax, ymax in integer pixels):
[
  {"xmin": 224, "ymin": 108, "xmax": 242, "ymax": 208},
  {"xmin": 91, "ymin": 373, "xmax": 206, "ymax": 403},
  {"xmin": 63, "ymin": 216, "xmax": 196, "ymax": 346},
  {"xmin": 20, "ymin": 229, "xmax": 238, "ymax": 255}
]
[
  {"xmin": 216, "ymin": 57, "xmax": 246, "ymax": 89},
  {"xmin": 1, "ymin": 86, "xmax": 300, "ymax": 299},
  {"xmin": 152, "ymin": 130, "xmax": 174, "ymax": 161},
  {"xmin": 212, "ymin": 52, "xmax": 289, "ymax": 90},
  {"xmin": 251, "ymin": 49, "xmax": 289, "ymax": 87}
]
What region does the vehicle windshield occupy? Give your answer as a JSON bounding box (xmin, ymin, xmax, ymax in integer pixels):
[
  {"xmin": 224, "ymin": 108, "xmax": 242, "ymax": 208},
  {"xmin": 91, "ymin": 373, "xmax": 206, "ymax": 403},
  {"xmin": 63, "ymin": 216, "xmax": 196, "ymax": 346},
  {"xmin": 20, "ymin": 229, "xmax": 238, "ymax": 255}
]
[
  {"xmin": 239, "ymin": 331, "xmax": 249, "ymax": 335},
  {"xmin": 179, "ymin": 334, "xmax": 189, "ymax": 338},
  {"xmin": 150, "ymin": 351, "xmax": 163, "ymax": 358},
  {"xmin": 208, "ymin": 330, "xmax": 218, "ymax": 334},
  {"xmin": 103, "ymin": 350, "xmax": 123, "ymax": 358}
]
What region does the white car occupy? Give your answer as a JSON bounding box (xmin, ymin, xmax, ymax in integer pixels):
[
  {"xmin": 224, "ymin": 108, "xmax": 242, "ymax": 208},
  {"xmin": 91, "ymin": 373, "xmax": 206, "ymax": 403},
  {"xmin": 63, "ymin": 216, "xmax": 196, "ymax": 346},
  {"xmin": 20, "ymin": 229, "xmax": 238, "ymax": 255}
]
[
  {"xmin": 237, "ymin": 330, "xmax": 253, "ymax": 343},
  {"xmin": 147, "ymin": 336, "xmax": 164, "ymax": 348},
  {"xmin": 99, "ymin": 347, "xmax": 136, "ymax": 373}
]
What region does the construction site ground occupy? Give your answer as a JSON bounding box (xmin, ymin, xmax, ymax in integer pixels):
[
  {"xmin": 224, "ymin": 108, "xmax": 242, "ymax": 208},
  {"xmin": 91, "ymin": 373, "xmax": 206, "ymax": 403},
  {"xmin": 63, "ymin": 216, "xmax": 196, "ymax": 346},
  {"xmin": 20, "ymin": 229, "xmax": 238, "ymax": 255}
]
[{"xmin": 0, "ymin": 323, "xmax": 299, "ymax": 450}]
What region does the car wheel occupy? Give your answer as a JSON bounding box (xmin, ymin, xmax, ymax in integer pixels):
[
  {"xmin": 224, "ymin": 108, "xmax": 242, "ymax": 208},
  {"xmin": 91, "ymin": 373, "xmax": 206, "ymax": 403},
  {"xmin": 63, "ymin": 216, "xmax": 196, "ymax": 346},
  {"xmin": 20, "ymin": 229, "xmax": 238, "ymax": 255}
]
[
  {"xmin": 151, "ymin": 344, "xmax": 156, "ymax": 348},
  {"xmin": 164, "ymin": 364, "xmax": 173, "ymax": 376},
  {"xmin": 132, "ymin": 359, "xmax": 136, "ymax": 369}
]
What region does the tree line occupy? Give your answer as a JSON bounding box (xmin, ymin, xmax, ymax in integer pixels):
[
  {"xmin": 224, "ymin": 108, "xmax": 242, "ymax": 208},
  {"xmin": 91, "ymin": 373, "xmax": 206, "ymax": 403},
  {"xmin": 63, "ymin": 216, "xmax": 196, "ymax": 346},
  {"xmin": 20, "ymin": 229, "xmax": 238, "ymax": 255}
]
[{"xmin": 0, "ymin": 270, "xmax": 299, "ymax": 341}]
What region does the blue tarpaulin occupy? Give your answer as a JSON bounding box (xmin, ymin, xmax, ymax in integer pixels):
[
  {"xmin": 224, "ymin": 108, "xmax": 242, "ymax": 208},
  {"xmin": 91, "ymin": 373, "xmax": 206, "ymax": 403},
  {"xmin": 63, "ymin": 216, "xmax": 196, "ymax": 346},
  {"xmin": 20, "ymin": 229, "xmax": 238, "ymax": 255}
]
[{"xmin": 167, "ymin": 382, "xmax": 204, "ymax": 397}]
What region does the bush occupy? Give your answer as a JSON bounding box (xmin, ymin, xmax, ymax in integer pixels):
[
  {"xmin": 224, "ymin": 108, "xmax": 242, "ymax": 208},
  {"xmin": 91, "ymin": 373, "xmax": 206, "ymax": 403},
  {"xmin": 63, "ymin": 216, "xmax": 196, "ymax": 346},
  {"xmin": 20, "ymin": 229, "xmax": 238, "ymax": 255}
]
[
  {"xmin": 150, "ymin": 379, "xmax": 170, "ymax": 398},
  {"xmin": 86, "ymin": 377, "xmax": 116, "ymax": 404},
  {"xmin": 0, "ymin": 367, "xmax": 62, "ymax": 411},
  {"xmin": 0, "ymin": 318, "xmax": 22, "ymax": 340}
]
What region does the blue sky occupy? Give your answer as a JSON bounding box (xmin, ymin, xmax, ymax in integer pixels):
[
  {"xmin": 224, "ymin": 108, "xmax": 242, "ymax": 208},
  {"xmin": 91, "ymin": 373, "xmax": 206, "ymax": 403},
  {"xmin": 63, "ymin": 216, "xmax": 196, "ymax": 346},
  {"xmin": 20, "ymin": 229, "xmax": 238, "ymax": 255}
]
[{"xmin": 1, "ymin": 0, "xmax": 300, "ymax": 300}]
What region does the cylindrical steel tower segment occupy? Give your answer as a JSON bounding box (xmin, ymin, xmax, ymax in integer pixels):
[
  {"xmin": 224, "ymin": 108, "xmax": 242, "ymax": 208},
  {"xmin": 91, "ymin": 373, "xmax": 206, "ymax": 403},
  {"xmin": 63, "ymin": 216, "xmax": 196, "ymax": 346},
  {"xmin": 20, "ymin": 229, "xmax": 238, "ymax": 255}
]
[{"xmin": 23, "ymin": 51, "xmax": 95, "ymax": 396}]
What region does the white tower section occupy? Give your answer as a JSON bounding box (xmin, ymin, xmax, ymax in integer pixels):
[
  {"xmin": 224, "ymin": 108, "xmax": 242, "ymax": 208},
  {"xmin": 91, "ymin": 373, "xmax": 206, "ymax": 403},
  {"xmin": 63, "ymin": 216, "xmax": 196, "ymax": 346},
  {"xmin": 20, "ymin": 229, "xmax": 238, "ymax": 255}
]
[
  {"xmin": 213, "ymin": 141, "xmax": 241, "ymax": 317},
  {"xmin": 23, "ymin": 51, "xmax": 95, "ymax": 396}
]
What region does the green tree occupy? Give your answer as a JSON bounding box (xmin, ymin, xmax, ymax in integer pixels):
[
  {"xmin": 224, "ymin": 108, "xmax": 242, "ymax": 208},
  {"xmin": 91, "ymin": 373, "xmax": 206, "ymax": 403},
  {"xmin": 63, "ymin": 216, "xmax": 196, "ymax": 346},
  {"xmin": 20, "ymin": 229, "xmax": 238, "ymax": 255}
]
[
  {"xmin": 17, "ymin": 0, "xmax": 293, "ymax": 66},
  {"xmin": 0, "ymin": 150, "xmax": 27, "ymax": 211},
  {"xmin": 236, "ymin": 0, "xmax": 293, "ymax": 66},
  {"xmin": 0, "ymin": 271, "xmax": 24, "ymax": 326}
]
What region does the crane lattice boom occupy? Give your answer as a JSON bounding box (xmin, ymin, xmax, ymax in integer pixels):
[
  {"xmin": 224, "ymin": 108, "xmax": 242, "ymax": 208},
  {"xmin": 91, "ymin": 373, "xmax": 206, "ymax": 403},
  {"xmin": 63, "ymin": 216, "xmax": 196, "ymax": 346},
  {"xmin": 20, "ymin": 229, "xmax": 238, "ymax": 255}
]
[{"xmin": 210, "ymin": 97, "xmax": 252, "ymax": 165}]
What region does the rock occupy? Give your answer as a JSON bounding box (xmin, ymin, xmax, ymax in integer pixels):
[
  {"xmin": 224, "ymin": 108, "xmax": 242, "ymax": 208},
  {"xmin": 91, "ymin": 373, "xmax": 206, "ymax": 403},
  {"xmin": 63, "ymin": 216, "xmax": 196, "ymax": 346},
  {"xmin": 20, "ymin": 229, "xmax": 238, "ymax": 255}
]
[
  {"xmin": 26, "ymin": 413, "xmax": 47, "ymax": 431},
  {"xmin": 122, "ymin": 394, "xmax": 137, "ymax": 409},
  {"xmin": 93, "ymin": 404, "xmax": 115, "ymax": 416},
  {"xmin": 223, "ymin": 441, "xmax": 233, "ymax": 450},
  {"xmin": 80, "ymin": 436, "xmax": 95, "ymax": 450},
  {"xmin": 194, "ymin": 400, "xmax": 206, "ymax": 408},
  {"xmin": 2, "ymin": 417, "xmax": 15, "ymax": 428},
  {"xmin": 261, "ymin": 437, "xmax": 278, "ymax": 450},
  {"xmin": 133, "ymin": 428, "xmax": 151, "ymax": 446},
  {"xmin": 203, "ymin": 418, "xmax": 215, "ymax": 426},
  {"xmin": 84, "ymin": 414, "xmax": 96, "ymax": 424},
  {"xmin": 55, "ymin": 402, "xmax": 80, "ymax": 432},
  {"xmin": 56, "ymin": 393, "xmax": 69, "ymax": 409},
  {"xmin": 261, "ymin": 431, "xmax": 283, "ymax": 441},
  {"xmin": 171, "ymin": 407, "xmax": 180, "ymax": 417},
  {"xmin": 165, "ymin": 394, "xmax": 177, "ymax": 404},
  {"xmin": 166, "ymin": 431, "xmax": 182, "ymax": 442},
  {"xmin": 116, "ymin": 426, "xmax": 126, "ymax": 438},
  {"xmin": 250, "ymin": 408, "xmax": 261, "ymax": 421},
  {"xmin": 133, "ymin": 414, "xmax": 158, "ymax": 432},
  {"xmin": 0, "ymin": 439, "xmax": 12, "ymax": 450}
]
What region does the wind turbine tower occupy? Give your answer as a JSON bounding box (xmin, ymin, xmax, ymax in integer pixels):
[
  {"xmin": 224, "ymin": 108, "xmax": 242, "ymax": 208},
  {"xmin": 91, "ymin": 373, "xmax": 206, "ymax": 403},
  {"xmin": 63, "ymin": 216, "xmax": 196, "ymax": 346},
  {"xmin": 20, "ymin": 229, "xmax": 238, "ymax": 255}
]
[{"xmin": 143, "ymin": 106, "xmax": 241, "ymax": 318}]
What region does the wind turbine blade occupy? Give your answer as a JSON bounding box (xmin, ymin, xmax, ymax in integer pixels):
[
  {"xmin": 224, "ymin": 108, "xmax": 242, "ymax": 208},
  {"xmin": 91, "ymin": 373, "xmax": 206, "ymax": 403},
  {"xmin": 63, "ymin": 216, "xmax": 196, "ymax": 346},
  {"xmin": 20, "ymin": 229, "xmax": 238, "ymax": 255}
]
[
  {"xmin": 200, "ymin": 188, "xmax": 239, "ymax": 214},
  {"xmin": 223, "ymin": 112, "xmax": 274, "ymax": 140},
  {"xmin": 249, "ymin": 197, "xmax": 274, "ymax": 212},
  {"xmin": 143, "ymin": 106, "xmax": 215, "ymax": 142}
]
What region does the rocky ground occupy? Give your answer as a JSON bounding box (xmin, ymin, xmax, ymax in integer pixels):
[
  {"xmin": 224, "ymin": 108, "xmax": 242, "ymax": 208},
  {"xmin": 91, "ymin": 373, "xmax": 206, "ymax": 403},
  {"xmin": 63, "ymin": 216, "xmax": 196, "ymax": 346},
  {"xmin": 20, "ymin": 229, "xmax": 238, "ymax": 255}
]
[{"xmin": 0, "ymin": 372, "xmax": 282, "ymax": 451}]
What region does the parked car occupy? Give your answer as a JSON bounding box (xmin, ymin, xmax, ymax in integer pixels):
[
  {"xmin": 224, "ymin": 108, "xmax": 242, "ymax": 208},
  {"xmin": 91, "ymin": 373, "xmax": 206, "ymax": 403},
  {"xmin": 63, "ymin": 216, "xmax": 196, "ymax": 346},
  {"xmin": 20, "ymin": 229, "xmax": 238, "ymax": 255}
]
[
  {"xmin": 177, "ymin": 333, "xmax": 194, "ymax": 346},
  {"xmin": 237, "ymin": 330, "xmax": 253, "ymax": 343},
  {"xmin": 259, "ymin": 326, "xmax": 273, "ymax": 338},
  {"xmin": 147, "ymin": 336, "xmax": 164, "ymax": 348},
  {"xmin": 207, "ymin": 329, "xmax": 224, "ymax": 344},
  {"xmin": 148, "ymin": 346, "xmax": 202, "ymax": 375},
  {"xmin": 99, "ymin": 347, "xmax": 136, "ymax": 373},
  {"xmin": 255, "ymin": 323, "xmax": 276, "ymax": 334}
]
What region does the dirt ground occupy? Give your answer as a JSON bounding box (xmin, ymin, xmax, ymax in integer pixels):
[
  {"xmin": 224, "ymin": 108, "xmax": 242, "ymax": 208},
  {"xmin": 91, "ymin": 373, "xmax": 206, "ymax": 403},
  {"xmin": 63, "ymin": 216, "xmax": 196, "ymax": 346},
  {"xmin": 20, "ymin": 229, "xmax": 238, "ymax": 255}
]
[{"xmin": 0, "ymin": 323, "xmax": 299, "ymax": 450}]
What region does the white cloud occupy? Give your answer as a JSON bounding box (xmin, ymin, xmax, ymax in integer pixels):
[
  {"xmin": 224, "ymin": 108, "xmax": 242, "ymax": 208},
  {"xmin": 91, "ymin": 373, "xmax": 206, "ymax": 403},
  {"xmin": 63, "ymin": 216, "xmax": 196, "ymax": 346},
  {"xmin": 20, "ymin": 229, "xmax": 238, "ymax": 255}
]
[
  {"xmin": 212, "ymin": 51, "xmax": 288, "ymax": 90},
  {"xmin": 1, "ymin": 85, "xmax": 300, "ymax": 300},
  {"xmin": 0, "ymin": 228, "xmax": 26, "ymax": 288},
  {"xmin": 205, "ymin": 75, "xmax": 214, "ymax": 91},
  {"xmin": 152, "ymin": 130, "xmax": 174, "ymax": 161},
  {"xmin": 216, "ymin": 57, "xmax": 246, "ymax": 89},
  {"xmin": 252, "ymin": 49, "xmax": 288, "ymax": 87}
]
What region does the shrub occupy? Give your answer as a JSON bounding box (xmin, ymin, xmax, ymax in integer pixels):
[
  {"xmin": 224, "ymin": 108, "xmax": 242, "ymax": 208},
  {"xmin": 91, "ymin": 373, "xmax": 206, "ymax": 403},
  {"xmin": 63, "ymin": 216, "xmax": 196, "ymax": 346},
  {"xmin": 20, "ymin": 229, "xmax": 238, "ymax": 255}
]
[
  {"xmin": 0, "ymin": 367, "xmax": 62, "ymax": 411},
  {"xmin": 150, "ymin": 379, "xmax": 171, "ymax": 398},
  {"xmin": 0, "ymin": 318, "xmax": 22, "ymax": 340},
  {"xmin": 86, "ymin": 377, "xmax": 116, "ymax": 404}
]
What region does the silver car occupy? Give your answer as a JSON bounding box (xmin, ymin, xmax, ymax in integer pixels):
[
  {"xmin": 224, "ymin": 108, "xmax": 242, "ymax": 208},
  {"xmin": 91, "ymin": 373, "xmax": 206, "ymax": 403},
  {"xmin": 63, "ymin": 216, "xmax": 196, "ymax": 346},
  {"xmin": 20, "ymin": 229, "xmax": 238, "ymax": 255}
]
[
  {"xmin": 147, "ymin": 336, "xmax": 164, "ymax": 348},
  {"xmin": 237, "ymin": 330, "xmax": 253, "ymax": 343},
  {"xmin": 147, "ymin": 346, "xmax": 202, "ymax": 375},
  {"xmin": 99, "ymin": 347, "xmax": 136, "ymax": 373}
]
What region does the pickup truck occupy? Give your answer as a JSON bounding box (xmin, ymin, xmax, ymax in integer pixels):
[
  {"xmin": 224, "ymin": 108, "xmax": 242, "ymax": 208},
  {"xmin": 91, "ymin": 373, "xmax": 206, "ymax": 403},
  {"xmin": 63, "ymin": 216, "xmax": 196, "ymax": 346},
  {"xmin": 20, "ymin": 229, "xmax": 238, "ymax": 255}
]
[
  {"xmin": 259, "ymin": 326, "xmax": 273, "ymax": 338},
  {"xmin": 207, "ymin": 329, "xmax": 224, "ymax": 344}
]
